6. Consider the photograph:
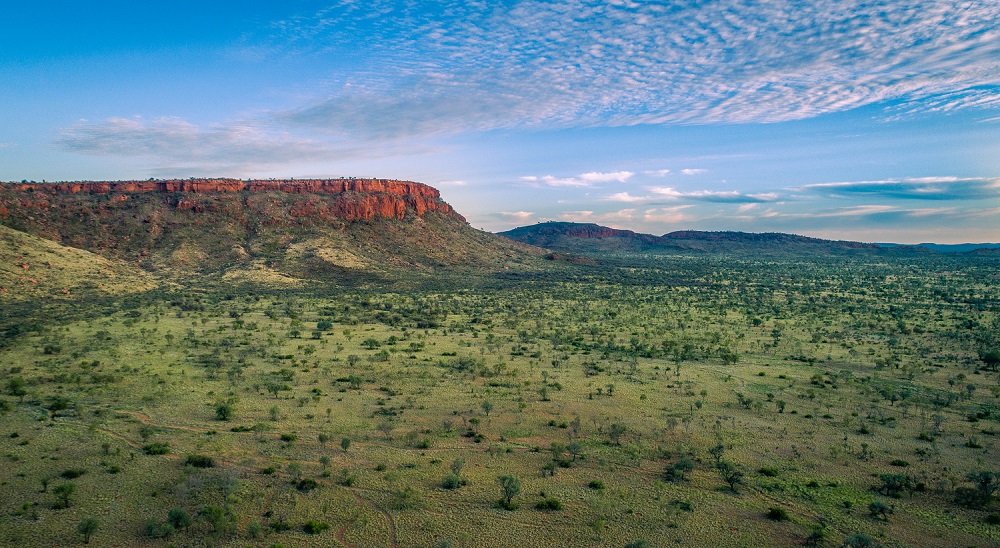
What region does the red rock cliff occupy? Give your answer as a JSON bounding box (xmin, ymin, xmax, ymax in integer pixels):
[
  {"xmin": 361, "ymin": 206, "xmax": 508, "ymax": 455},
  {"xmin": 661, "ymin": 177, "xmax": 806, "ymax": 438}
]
[{"xmin": 0, "ymin": 178, "xmax": 463, "ymax": 223}]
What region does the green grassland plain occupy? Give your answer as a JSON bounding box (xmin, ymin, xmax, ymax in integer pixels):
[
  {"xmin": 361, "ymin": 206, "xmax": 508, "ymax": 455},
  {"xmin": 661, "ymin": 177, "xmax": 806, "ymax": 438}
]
[{"xmin": 1, "ymin": 253, "xmax": 998, "ymax": 547}]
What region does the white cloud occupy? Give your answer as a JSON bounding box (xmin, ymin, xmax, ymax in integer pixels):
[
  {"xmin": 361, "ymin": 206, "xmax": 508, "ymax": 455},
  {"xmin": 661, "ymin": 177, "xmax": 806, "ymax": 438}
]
[
  {"xmin": 768, "ymin": 205, "xmax": 898, "ymax": 218},
  {"xmin": 681, "ymin": 168, "xmax": 707, "ymax": 176},
  {"xmin": 522, "ymin": 170, "xmax": 635, "ymax": 188},
  {"xmin": 649, "ymin": 186, "xmax": 779, "ymax": 203},
  {"xmin": 499, "ymin": 211, "xmax": 535, "ymax": 220},
  {"xmin": 436, "ymin": 180, "xmax": 468, "ymax": 186},
  {"xmin": 643, "ymin": 169, "xmax": 671, "ymax": 177},
  {"xmin": 603, "ymin": 192, "xmax": 651, "ymax": 203},
  {"xmin": 527, "ymin": 175, "xmax": 591, "ymax": 187},
  {"xmin": 56, "ymin": 116, "xmax": 361, "ymax": 174},
  {"xmin": 821, "ymin": 205, "xmax": 897, "ymax": 217},
  {"xmin": 906, "ymin": 207, "xmax": 956, "ymax": 217},
  {"xmin": 579, "ymin": 171, "xmax": 634, "ymax": 183}
]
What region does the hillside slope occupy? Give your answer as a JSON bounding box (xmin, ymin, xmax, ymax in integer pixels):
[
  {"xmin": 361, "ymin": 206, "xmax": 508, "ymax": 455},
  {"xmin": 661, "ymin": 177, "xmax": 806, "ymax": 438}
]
[{"xmin": 0, "ymin": 224, "xmax": 156, "ymax": 303}]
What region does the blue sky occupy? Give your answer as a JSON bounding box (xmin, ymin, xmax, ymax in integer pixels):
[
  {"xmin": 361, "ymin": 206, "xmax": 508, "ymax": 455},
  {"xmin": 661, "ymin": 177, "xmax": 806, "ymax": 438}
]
[{"xmin": 2, "ymin": 1, "xmax": 999, "ymax": 243}]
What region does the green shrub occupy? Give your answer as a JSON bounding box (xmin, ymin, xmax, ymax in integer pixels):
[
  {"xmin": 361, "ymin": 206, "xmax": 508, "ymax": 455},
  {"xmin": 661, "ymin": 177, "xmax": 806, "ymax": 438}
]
[
  {"xmin": 535, "ymin": 497, "xmax": 562, "ymax": 511},
  {"xmin": 442, "ymin": 473, "xmax": 464, "ymax": 490},
  {"xmin": 167, "ymin": 507, "xmax": 192, "ymax": 530},
  {"xmin": 296, "ymin": 478, "xmax": 319, "ymax": 492},
  {"xmin": 215, "ymin": 402, "xmax": 234, "ymax": 421},
  {"xmin": 184, "ymin": 454, "xmax": 214, "ymax": 468},
  {"xmin": 303, "ymin": 520, "xmax": 330, "ymax": 534},
  {"xmin": 390, "ymin": 486, "xmax": 424, "ymax": 510},
  {"xmin": 766, "ymin": 507, "xmax": 789, "ymax": 521},
  {"xmin": 843, "ymin": 532, "xmax": 875, "ymax": 547},
  {"xmin": 143, "ymin": 442, "xmax": 170, "ymax": 455},
  {"xmin": 336, "ymin": 469, "xmax": 355, "ymax": 487}
]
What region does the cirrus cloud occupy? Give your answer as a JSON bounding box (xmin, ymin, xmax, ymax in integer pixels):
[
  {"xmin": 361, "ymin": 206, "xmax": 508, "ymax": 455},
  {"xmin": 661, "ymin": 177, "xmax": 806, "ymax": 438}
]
[
  {"xmin": 270, "ymin": 0, "xmax": 1000, "ymax": 138},
  {"xmin": 650, "ymin": 186, "xmax": 780, "ymax": 203},
  {"xmin": 793, "ymin": 177, "xmax": 1000, "ymax": 201}
]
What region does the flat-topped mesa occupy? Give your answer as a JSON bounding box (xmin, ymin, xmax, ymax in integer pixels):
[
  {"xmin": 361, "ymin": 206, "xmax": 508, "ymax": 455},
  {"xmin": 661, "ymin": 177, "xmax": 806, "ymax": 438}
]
[
  {"xmin": 0, "ymin": 178, "xmax": 463, "ymax": 222},
  {"xmin": 29, "ymin": 178, "xmax": 440, "ymax": 199},
  {"xmin": 2, "ymin": 178, "xmax": 435, "ymax": 198}
]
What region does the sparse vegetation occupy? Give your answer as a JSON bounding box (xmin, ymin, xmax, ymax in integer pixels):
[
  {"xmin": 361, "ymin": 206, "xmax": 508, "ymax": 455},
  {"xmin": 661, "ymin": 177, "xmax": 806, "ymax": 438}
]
[{"xmin": 1, "ymin": 212, "xmax": 999, "ymax": 546}]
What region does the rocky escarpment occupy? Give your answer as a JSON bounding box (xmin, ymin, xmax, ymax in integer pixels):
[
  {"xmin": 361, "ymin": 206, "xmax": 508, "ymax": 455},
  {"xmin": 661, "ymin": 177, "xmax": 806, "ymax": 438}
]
[
  {"xmin": 0, "ymin": 178, "xmax": 475, "ymax": 272},
  {"xmin": 0, "ymin": 178, "xmax": 462, "ymax": 222}
]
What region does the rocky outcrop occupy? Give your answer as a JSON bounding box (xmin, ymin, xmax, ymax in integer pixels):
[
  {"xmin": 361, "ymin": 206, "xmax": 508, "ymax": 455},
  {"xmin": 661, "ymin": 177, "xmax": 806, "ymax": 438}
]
[
  {"xmin": 0, "ymin": 178, "xmax": 473, "ymax": 271},
  {"xmin": 0, "ymin": 178, "xmax": 461, "ymax": 222}
]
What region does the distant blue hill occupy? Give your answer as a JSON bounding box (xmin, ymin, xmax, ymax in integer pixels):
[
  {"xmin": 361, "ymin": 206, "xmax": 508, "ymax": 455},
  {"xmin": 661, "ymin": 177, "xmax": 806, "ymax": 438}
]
[
  {"xmin": 876, "ymin": 243, "xmax": 1000, "ymax": 253},
  {"xmin": 498, "ymin": 221, "xmax": 1000, "ymax": 256}
]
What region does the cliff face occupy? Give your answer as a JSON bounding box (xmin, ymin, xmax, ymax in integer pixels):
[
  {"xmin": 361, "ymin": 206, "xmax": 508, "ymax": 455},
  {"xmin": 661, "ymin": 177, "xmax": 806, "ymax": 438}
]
[
  {"xmin": 0, "ymin": 178, "xmax": 471, "ymax": 271},
  {"xmin": 0, "ymin": 178, "xmax": 461, "ymax": 222}
]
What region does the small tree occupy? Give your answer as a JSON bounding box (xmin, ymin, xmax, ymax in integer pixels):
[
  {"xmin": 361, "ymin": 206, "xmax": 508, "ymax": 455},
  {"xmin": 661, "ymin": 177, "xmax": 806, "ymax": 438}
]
[
  {"xmin": 979, "ymin": 350, "xmax": 1000, "ymax": 371},
  {"xmin": 567, "ymin": 441, "xmax": 583, "ymax": 461},
  {"xmin": 199, "ymin": 505, "xmax": 226, "ymax": 533},
  {"xmin": 286, "ymin": 462, "xmax": 303, "ymax": 482},
  {"xmin": 968, "ymin": 470, "xmax": 998, "ymax": 499},
  {"xmin": 53, "ymin": 482, "xmax": 76, "ymax": 509},
  {"xmin": 608, "ymin": 422, "xmax": 626, "ymax": 445},
  {"xmin": 708, "ymin": 443, "xmax": 725, "ymax": 463},
  {"xmin": 7, "ymin": 377, "xmax": 27, "ymax": 402},
  {"xmin": 868, "ymin": 500, "xmax": 892, "ymax": 520},
  {"xmin": 341, "ymin": 437, "xmax": 351, "ymax": 452},
  {"xmin": 481, "ymin": 400, "xmax": 494, "ymax": 417},
  {"xmin": 877, "ymin": 473, "xmax": 912, "ymax": 498},
  {"xmin": 497, "ymin": 475, "xmax": 521, "ymax": 510},
  {"xmin": 716, "ymin": 461, "xmax": 744, "ymax": 492},
  {"xmin": 167, "ymin": 507, "xmax": 192, "ymax": 530},
  {"xmin": 450, "ymin": 458, "xmax": 465, "ymax": 477},
  {"xmin": 377, "ymin": 419, "xmax": 394, "ymax": 439},
  {"xmin": 215, "ymin": 402, "xmax": 234, "ymax": 421},
  {"xmin": 77, "ymin": 517, "xmax": 99, "ymax": 544},
  {"xmin": 665, "ymin": 457, "xmax": 695, "ymax": 481}
]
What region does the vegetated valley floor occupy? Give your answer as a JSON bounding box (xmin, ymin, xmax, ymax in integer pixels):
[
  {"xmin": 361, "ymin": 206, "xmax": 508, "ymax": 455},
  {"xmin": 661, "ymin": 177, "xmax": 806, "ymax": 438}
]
[{"xmin": 1, "ymin": 252, "xmax": 999, "ymax": 547}]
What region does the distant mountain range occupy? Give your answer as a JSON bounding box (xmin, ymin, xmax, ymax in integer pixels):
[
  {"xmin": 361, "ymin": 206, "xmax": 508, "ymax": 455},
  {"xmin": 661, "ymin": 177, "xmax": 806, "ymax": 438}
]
[
  {"xmin": 876, "ymin": 242, "xmax": 1000, "ymax": 253},
  {"xmin": 499, "ymin": 221, "xmax": 999, "ymax": 256},
  {"xmin": 2, "ymin": 179, "xmax": 997, "ymax": 296}
]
